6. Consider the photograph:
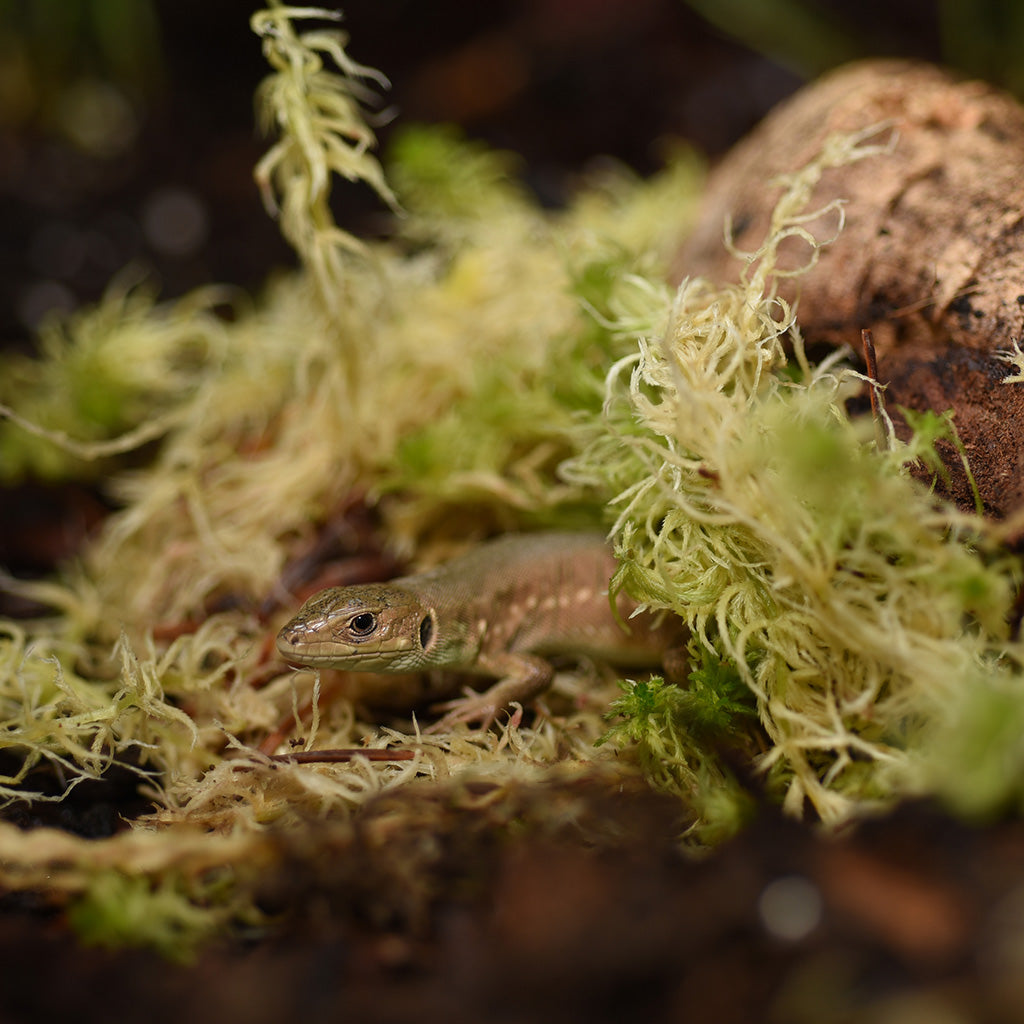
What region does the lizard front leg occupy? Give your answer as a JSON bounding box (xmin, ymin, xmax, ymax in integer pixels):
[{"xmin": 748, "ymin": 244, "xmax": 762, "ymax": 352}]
[{"xmin": 425, "ymin": 650, "xmax": 554, "ymax": 733}]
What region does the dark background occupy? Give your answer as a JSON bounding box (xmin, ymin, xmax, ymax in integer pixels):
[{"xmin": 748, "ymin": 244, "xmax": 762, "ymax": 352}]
[{"xmin": 4, "ymin": 0, "xmax": 1014, "ymax": 349}]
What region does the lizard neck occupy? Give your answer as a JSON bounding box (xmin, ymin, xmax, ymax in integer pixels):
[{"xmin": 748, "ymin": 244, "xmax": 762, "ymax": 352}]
[{"xmin": 392, "ymin": 574, "xmax": 484, "ymax": 670}]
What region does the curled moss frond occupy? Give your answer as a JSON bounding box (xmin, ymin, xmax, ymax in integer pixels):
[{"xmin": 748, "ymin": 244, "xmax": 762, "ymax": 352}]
[
  {"xmin": 996, "ymin": 337, "xmax": 1024, "ymax": 384},
  {"xmin": 252, "ymin": 3, "xmax": 397, "ymax": 314},
  {"xmin": 729, "ymin": 122, "xmax": 897, "ymax": 298}
]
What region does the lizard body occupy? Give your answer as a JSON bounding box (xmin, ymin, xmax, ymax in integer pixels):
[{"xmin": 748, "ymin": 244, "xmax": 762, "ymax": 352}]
[{"xmin": 276, "ymin": 532, "xmax": 685, "ymax": 729}]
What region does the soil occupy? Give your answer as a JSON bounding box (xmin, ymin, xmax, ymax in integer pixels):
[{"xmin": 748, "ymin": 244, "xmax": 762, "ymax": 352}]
[{"xmin": 4, "ymin": 791, "xmax": 1024, "ymax": 1024}]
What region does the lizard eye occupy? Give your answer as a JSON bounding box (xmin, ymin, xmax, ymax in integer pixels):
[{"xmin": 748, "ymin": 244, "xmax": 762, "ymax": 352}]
[{"xmin": 349, "ymin": 612, "xmax": 377, "ymax": 636}]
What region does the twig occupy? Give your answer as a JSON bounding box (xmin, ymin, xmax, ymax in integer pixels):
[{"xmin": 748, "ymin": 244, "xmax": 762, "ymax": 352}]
[
  {"xmin": 269, "ymin": 747, "xmax": 415, "ymax": 764},
  {"xmin": 862, "ymin": 329, "xmax": 885, "ymax": 451}
]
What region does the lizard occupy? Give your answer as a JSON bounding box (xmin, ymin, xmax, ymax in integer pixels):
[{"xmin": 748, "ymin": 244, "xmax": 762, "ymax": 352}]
[{"xmin": 276, "ymin": 531, "xmax": 687, "ymax": 731}]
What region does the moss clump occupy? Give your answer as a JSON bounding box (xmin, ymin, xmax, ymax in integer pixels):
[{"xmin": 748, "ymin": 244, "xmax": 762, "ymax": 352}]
[
  {"xmin": 0, "ymin": 285, "xmax": 229, "ymax": 483},
  {"xmin": 67, "ymin": 871, "xmax": 232, "ymax": 964},
  {"xmin": 567, "ymin": 125, "xmax": 1024, "ymax": 823},
  {"xmin": 597, "ymin": 650, "xmax": 759, "ymax": 843}
]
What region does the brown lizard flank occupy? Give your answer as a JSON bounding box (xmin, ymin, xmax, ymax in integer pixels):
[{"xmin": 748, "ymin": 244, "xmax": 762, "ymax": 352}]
[{"xmin": 277, "ymin": 532, "xmax": 686, "ymax": 730}]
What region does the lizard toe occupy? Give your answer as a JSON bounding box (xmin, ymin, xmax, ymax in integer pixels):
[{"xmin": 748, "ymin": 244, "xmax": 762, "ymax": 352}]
[{"xmin": 425, "ymin": 691, "xmax": 502, "ymax": 733}]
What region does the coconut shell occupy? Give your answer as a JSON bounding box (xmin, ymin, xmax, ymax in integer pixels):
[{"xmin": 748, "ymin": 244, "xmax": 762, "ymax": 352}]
[{"xmin": 678, "ymin": 59, "xmax": 1024, "ymax": 517}]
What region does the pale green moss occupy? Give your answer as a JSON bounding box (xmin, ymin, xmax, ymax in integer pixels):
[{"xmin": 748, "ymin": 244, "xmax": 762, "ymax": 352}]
[
  {"xmin": 568, "ymin": 125, "xmax": 1024, "ymax": 824},
  {"xmin": 252, "ymin": 1, "xmax": 397, "ymax": 318},
  {"xmin": 0, "ymin": 284, "xmax": 230, "ymax": 482},
  {"xmin": 67, "ymin": 871, "xmax": 231, "ymax": 963}
]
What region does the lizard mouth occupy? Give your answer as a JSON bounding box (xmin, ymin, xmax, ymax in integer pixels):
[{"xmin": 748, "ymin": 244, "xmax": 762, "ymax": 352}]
[
  {"xmin": 276, "ymin": 637, "xmax": 358, "ymax": 664},
  {"xmin": 276, "ymin": 632, "xmax": 418, "ymax": 669}
]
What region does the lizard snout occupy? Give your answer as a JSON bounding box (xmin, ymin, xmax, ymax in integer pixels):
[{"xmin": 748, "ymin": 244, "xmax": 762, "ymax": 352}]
[{"xmin": 277, "ymin": 617, "xmax": 313, "ymax": 651}]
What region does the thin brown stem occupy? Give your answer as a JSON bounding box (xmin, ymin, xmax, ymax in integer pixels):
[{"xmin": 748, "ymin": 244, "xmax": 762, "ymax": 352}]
[
  {"xmin": 269, "ymin": 747, "xmax": 415, "ymax": 763},
  {"xmin": 862, "ymin": 329, "xmax": 885, "ymax": 451}
]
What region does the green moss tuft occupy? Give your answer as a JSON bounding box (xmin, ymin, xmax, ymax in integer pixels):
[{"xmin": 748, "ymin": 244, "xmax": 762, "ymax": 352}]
[
  {"xmin": 597, "ymin": 661, "xmax": 758, "ymax": 842},
  {"xmin": 67, "ymin": 871, "xmax": 228, "ymax": 963}
]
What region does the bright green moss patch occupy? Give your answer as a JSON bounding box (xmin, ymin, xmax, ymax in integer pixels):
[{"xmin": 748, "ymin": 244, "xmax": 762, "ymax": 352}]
[
  {"xmin": 0, "ymin": 285, "xmax": 228, "ymax": 483},
  {"xmin": 67, "ymin": 871, "xmax": 231, "ymax": 963},
  {"xmin": 597, "ymin": 657, "xmax": 758, "ymax": 843},
  {"xmin": 929, "ymin": 667, "xmax": 1024, "ymax": 819},
  {"xmin": 387, "ymin": 124, "xmax": 527, "ymax": 227}
]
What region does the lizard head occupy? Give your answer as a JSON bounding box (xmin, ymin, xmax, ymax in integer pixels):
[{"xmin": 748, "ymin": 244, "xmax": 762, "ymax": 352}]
[{"xmin": 276, "ymin": 583, "xmax": 437, "ymax": 672}]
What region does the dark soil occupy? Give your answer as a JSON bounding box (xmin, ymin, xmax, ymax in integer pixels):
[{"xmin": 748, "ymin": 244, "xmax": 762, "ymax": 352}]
[{"xmin": 5, "ymin": 793, "xmax": 1024, "ymax": 1024}]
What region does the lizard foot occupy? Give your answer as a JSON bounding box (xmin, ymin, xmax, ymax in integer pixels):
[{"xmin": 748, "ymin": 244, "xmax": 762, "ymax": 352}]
[
  {"xmin": 424, "ymin": 688, "xmax": 507, "ymax": 734},
  {"xmin": 424, "ymin": 658, "xmax": 551, "ymax": 734}
]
